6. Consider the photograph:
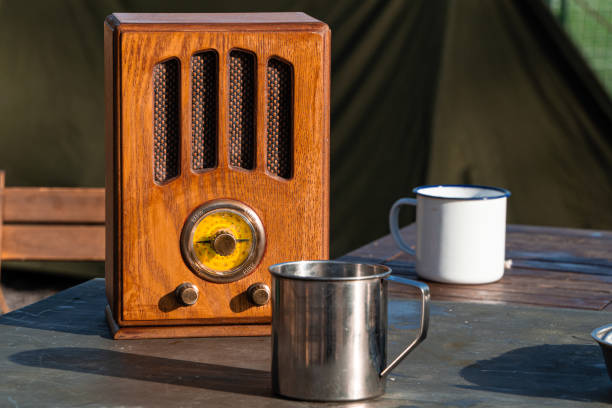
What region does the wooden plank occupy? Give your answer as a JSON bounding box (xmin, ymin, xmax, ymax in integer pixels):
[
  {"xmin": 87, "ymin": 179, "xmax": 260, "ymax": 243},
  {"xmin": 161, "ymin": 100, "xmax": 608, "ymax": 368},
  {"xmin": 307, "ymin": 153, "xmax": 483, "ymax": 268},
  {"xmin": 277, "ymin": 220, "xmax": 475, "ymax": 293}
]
[
  {"xmin": 389, "ymin": 255, "xmax": 612, "ymax": 284},
  {"xmin": 0, "ymin": 171, "xmax": 9, "ymax": 314},
  {"xmin": 507, "ymin": 252, "xmax": 612, "ymax": 268},
  {"xmin": 502, "ymin": 266, "xmax": 612, "ymax": 283},
  {"xmin": 388, "ymin": 276, "xmax": 611, "ymax": 310},
  {"xmin": 445, "ymin": 272, "xmax": 612, "ymax": 299},
  {"xmin": 347, "ymin": 224, "xmax": 612, "ymax": 310},
  {"xmin": 1, "ymin": 225, "xmax": 104, "ymax": 261},
  {"xmin": 3, "ymin": 187, "xmax": 105, "ymax": 224},
  {"xmin": 390, "ymin": 261, "xmax": 612, "ymax": 289},
  {"xmin": 507, "ymin": 224, "xmax": 612, "ymax": 239},
  {"xmin": 396, "ymin": 271, "xmax": 612, "ymax": 306},
  {"xmin": 389, "ymin": 261, "xmax": 612, "ymax": 307},
  {"xmin": 506, "ymin": 228, "xmax": 612, "ymax": 262},
  {"xmin": 388, "ymin": 254, "xmax": 612, "ymax": 277},
  {"xmin": 427, "ymin": 286, "xmax": 609, "ymax": 310},
  {"xmin": 508, "ymin": 259, "xmax": 612, "ymax": 275}
]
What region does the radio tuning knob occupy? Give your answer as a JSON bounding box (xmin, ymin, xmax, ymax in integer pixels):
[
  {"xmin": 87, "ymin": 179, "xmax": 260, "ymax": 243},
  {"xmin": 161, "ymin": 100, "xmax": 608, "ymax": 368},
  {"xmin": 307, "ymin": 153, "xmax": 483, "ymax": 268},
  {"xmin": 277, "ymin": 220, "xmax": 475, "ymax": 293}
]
[
  {"xmin": 213, "ymin": 232, "xmax": 236, "ymax": 256},
  {"xmin": 247, "ymin": 283, "xmax": 271, "ymax": 306},
  {"xmin": 175, "ymin": 283, "xmax": 199, "ymax": 306}
]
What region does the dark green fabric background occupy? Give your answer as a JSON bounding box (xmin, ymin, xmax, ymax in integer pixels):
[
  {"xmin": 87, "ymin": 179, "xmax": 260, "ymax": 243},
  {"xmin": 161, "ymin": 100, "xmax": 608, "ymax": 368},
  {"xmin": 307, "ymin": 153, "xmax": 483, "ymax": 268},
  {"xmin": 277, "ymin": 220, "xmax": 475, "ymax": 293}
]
[{"xmin": 0, "ymin": 0, "xmax": 610, "ymax": 262}]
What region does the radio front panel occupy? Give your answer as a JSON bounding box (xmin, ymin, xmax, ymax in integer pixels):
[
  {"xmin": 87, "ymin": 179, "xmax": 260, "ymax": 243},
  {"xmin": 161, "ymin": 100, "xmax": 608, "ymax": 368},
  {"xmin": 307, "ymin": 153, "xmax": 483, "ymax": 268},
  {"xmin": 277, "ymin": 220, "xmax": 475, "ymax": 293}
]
[{"xmin": 105, "ymin": 13, "xmax": 330, "ymax": 337}]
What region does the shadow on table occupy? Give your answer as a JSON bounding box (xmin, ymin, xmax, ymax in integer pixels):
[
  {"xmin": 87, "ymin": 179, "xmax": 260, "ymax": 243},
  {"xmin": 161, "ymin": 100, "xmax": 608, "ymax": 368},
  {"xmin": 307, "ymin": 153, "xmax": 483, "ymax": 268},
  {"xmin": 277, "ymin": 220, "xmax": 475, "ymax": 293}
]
[
  {"xmin": 10, "ymin": 347, "xmax": 272, "ymax": 397},
  {"xmin": 459, "ymin": 344, "xmax": 612, "ymax": 403}
]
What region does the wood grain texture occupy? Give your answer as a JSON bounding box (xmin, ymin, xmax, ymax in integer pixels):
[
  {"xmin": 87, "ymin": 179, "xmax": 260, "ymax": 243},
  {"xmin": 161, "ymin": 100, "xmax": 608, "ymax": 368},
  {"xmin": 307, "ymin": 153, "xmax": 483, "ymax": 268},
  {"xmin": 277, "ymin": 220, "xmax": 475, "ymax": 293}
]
[
  {"xmin": 105, "ymin": 305, "xmax": 270, "ymax": 339},
  {"xmin": 104, "ymin": 19, "xmax": 121, "ymax": 328},
  {"xmin": 0, "ymin": 171, "xmax": 9, "ymax": 314},
  {"xmin": 3, "ymin": 188, "xmax": 104, "ymax": 224},
  {"xmin": 1, "ymin": 225, "xmax": 104, "ymax": 261},
  {"xmin": 0, "ymin": 178, "xmax": 104, "ymax": 275},
  {"xmin": 344, "ymin": 224, "xmax": 612, "ymax": 311},
  {"xmin": 106, "ymin": 14, "xmax": 330, "ymax": 329}
]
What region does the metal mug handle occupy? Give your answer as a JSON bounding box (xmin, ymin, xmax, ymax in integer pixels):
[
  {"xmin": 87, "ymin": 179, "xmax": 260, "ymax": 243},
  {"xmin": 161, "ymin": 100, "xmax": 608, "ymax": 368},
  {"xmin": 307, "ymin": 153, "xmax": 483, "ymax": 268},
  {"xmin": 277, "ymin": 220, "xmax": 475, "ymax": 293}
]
[
  {"xmin": 389, "ymin": 198, "xmax": 417, "ymax": 256},
  {"xmin": 380, "ymin": 275, "xmax": 430, "ymax": 378}
]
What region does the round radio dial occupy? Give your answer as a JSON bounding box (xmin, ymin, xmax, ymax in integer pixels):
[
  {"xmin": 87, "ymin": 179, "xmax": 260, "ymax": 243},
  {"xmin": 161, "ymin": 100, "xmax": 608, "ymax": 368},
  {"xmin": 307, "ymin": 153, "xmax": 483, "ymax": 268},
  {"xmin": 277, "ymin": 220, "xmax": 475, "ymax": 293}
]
[{"xmin": 180, "ymin": 200, "xmax": 266, "ymax": 283}]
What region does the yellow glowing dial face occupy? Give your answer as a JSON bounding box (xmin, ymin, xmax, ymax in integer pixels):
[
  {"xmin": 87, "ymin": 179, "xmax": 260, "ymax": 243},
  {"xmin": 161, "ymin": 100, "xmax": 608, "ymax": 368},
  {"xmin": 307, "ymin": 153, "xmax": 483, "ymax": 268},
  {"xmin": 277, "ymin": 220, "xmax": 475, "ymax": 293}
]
[
  {"xmin": 192, "ymin": 211, "xmax": 254, "ymax": 273},
  {"xmin": 181, "ymin": 200, "xmax": 265, "ymax": 283}
]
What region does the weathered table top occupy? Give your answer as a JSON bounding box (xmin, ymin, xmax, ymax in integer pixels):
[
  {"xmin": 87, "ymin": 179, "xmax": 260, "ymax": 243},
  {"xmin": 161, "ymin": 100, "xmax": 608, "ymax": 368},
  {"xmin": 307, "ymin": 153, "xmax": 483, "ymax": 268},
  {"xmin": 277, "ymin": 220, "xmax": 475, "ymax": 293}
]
[
  {"xmin": 1, "ymin": 278, "xmax": 611, "ymax": 407},
  {"xmin": 341, "ymin": 224, "xmax": 612, "ymax": 311}
]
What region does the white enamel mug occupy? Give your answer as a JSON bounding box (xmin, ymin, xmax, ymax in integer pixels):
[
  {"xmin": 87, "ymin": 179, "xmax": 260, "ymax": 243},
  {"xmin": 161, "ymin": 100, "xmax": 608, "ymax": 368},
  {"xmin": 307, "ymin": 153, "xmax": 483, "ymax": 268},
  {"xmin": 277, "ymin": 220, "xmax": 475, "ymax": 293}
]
[{"xmin": 389, "ymin": 185, "xmax": 511, "ymax": 284}]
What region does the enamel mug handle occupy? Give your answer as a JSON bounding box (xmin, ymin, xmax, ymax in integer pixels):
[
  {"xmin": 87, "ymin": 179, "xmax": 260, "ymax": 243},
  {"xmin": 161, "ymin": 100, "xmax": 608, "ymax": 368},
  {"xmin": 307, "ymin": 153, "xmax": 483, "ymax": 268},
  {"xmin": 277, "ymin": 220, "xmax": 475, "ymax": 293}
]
[
  {"xmin": 389, "ymin": 198, "xmax": 417, "ymax": 255},
  {"xmin": 380, "ymin": 275, "xmax": 430, "ymax": 377}
]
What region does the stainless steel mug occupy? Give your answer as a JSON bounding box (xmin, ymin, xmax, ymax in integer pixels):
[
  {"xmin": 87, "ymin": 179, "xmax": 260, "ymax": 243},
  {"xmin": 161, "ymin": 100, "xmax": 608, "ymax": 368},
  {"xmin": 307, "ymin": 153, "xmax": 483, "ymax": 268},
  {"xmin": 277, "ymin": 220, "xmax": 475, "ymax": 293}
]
[{"xmin": 269, "ymin": 261, "xmax": 430, "ymax": 401}]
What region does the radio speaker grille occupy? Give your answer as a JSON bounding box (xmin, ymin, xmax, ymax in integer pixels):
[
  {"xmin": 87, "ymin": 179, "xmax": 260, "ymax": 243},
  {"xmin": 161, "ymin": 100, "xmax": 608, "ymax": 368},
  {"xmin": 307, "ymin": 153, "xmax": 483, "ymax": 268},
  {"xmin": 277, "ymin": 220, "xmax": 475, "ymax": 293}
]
[
  {"xmin": 191, "ymin": 51, "xmax": 218, "ymax": 171},
  {"xmin": 266, "ymin": 59, "xmax": 293, "ymax": 179},
  {"xmin": 228, "ymin": 51, "xmax": 255, "ymax": 170},
  {"xmin": 153, "ymin": 59, "xmax": 180, "ymax": 183}
]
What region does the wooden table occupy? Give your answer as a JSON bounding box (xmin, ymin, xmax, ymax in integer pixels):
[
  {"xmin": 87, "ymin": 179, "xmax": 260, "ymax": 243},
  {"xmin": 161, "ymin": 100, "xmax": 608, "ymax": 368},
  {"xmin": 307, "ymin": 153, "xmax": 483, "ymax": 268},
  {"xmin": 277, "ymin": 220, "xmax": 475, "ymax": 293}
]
[
  {"xmin": 1, "ymin": 225, "xmax": 611, "ymax": 407},
  {"xmin": 342, "ymin": 224, "xmax": 612, "ymax": 311}
]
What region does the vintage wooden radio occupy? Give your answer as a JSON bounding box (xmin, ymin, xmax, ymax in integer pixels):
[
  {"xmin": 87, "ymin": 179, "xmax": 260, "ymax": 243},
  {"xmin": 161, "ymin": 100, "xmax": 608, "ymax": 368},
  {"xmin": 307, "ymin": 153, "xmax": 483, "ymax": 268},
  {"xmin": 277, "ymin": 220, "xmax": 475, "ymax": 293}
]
[{"xmin": 104, "ymin": 13, "xmax": 330, "ymax": 339}]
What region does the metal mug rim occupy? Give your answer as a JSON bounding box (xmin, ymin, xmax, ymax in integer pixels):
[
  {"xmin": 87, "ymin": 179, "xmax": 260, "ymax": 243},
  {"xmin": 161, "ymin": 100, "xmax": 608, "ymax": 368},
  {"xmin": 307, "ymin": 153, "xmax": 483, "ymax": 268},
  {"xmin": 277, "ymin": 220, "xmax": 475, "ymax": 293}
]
[
  {"xmin": 591, "ymin": 323, "xmax": 612, "ymax": 346},
  {"xmin": 268, "ymin": 260, "xmax": 391, "ymax": 281}
]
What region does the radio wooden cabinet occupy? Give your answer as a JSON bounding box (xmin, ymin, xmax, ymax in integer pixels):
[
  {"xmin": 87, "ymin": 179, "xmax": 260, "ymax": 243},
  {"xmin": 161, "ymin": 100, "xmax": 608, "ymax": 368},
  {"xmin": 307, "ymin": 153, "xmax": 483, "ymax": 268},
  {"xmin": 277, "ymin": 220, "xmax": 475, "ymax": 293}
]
[{"xmin": 104, "ymin": 13, "xmax": 330, "ymax": 339}]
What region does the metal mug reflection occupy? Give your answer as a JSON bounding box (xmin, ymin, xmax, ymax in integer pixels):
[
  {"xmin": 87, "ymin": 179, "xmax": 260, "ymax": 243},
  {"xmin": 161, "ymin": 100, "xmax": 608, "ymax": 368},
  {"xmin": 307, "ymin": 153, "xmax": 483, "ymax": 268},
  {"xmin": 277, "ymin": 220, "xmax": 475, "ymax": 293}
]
[{"xmin": 269, "ymin": 261, "xmax": 430, "ymax": 401}]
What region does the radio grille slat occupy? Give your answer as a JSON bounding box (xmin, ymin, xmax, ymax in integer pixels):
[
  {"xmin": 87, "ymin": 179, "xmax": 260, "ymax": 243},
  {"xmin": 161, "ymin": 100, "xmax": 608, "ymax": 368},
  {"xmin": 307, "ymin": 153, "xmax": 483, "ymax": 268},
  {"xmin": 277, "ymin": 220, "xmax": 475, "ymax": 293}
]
[
  {"xmin": 266, "ymin": 59, "xmax": 293, "ymax": 179},
  {"xmin": 191, "ymin": 51, "xmax": 218, "ymax": 171},
  {"xmin": 153, "ymin": 59, "xmax": 180, "ymax": 183},
  {"xmin": 228, "ymin": 51, "xmax": 255, "ymax": 170}
]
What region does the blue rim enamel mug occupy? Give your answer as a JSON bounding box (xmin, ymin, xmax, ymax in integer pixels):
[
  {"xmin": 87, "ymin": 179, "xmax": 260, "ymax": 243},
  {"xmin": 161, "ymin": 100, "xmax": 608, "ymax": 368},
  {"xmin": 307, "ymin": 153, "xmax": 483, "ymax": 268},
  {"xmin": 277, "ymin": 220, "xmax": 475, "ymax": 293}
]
[{"xmin": 389, "ymin": 185, "xmax": 511, "ymax": 284}]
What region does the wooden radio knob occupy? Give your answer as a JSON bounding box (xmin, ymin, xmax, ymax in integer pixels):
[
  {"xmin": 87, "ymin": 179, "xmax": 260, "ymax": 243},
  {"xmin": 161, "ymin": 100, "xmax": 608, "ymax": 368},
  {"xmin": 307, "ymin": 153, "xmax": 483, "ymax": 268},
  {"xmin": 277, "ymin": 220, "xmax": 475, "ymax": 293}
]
[
  {"xmin": 213, "ymin": 233, "xmax": 236, "ymax": 256},
  {"xmin": 247, "ymin": 283, "xmax": 271, "ymax": 306},
  {"xmin": 175, "ymin": 283, "xmax": 199, "ymax": 306}
]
